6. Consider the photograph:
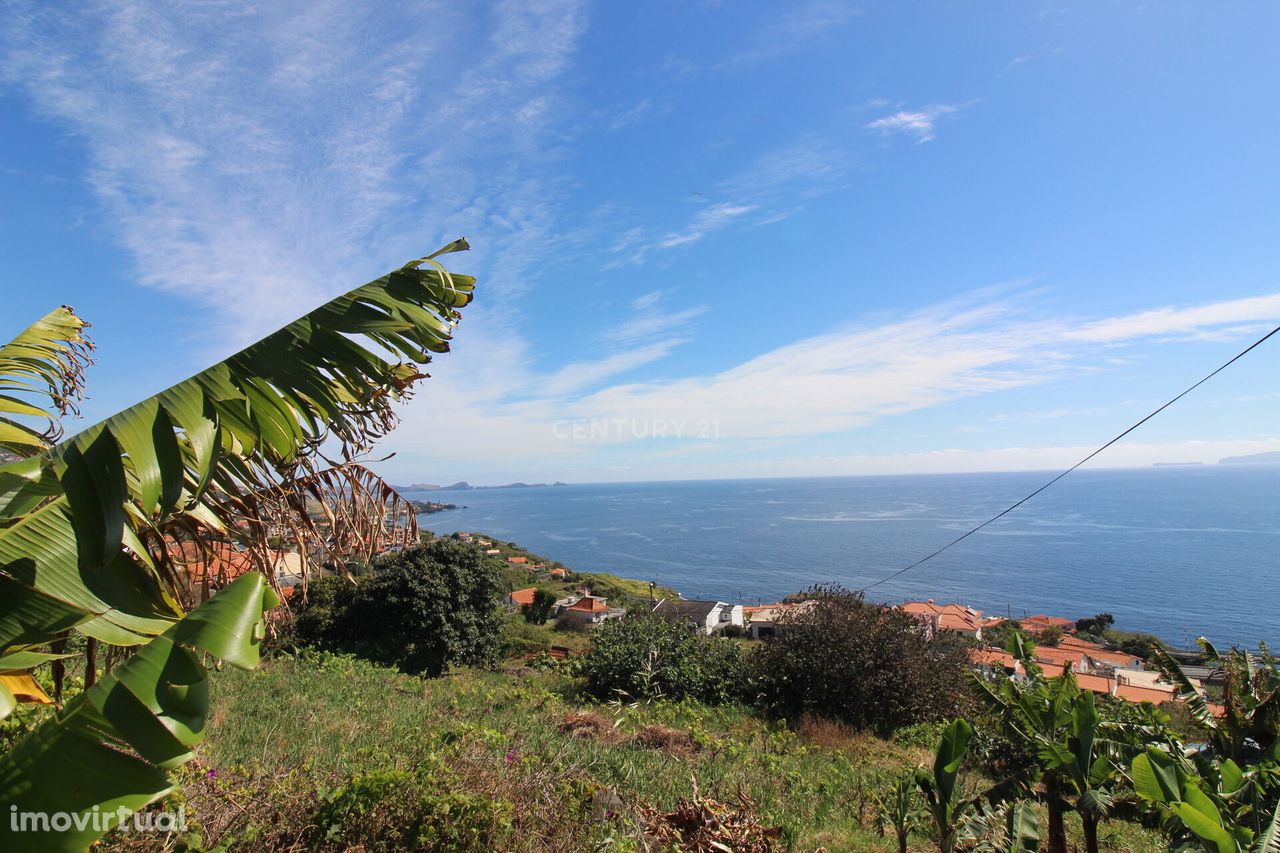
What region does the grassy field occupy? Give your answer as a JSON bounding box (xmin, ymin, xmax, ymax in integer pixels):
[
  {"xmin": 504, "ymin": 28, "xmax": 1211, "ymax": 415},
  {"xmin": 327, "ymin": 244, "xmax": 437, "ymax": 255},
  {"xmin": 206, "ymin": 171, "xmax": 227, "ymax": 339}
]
[{"xmin": 106, "ymin": 651, "xmax": 1166, "ymax": 852}]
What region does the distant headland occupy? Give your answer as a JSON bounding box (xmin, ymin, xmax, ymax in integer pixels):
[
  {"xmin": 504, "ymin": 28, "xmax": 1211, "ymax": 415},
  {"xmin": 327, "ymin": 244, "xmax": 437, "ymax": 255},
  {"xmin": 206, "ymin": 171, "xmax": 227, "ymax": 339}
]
[
  {"xmin": 1218, "ymin": 450, "xmax": 1280, "ymax": 465},
  {"xmin": 394, "ymin": 480, "xmax": 569, "ymax": 492}
]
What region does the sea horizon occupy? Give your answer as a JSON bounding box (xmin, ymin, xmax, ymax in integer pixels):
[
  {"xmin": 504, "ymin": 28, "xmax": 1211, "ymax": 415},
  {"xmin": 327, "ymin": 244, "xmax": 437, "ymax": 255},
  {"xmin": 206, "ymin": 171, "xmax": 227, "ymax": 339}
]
[{"xmin": 414, "ymin": 465, "xmax": 1280, "ymax": 650}]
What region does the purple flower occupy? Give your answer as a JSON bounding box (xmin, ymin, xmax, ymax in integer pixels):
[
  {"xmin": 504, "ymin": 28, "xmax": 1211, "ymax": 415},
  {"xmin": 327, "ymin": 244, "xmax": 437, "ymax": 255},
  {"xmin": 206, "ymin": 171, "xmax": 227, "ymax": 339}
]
[
  {"xmin": 206, "ymin": 769, "xmax": 218, "ymax": 780},
  {"xmin": 605, "ymin": 810, "xmax": 615, "ymax": 819},
  {"xmin": 505, "ymin": 749, "xmax": 516, "ymax": 764}
]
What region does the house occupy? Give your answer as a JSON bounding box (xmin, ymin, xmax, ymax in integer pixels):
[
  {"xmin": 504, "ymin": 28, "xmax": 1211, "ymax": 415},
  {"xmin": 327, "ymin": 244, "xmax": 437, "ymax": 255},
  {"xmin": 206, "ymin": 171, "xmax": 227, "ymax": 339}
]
[
  {"xmin": 561, "ymin": 595, "xmax": 624, "ymax": 624},
  {"xmin": 484, "ymin": 548, "xmax": 501, "ymax": 556},
  {"xmin": 505, "ymin": 587, "xmax": 537, "ymax": 609},
  {"xmin": 652, "ymin": 599, "xmax": 744, "ymax": 635},
  {"xmin": 901, "ymin": 600, "xmax": 986, "ymax": 639},
  {"xmin": 548, "ymin": 567, "xmax": 567, "ymax": 579},
  {"xmin": 746, "ymin": 600, "xmax": 816, "ymax": 639},
  {"xmin": 507, "ymin": 556, "xmax": 528, "ymax": 565},
  {"xmin": 1021, "ymin": 614, "xmax": 1077, "ymax": 635}
]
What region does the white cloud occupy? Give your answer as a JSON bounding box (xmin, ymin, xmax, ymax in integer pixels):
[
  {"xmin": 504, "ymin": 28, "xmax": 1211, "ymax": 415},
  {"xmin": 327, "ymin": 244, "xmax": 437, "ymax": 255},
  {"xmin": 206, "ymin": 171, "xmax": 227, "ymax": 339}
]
[
  {"xmin": 1064, "ymin": 294, "xmax": 1280, "ymax": 343},
  {"xmin": 868, "ymin": 104, "xmax": 964, "ymax": 143},
  {"xmin": 380, "ymin": 288, "xmax": 1280, "ymax": 482},
  {"xmin": 656, "ymin": 203, "xmax": 757, "ymax": 250},
  {"xmin": 721, "ymin": 0, "xmax": 861, "ymax": 70},
  {"xmin": 2, "ymin": 0, "xmax": 586, "ymax": 346}
]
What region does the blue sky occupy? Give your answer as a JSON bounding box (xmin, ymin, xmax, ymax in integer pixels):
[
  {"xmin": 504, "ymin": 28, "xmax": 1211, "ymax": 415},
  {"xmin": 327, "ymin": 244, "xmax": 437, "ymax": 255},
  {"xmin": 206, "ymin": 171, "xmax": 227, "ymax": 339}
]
[{"xmin": 3, "ymin": 1, "xmax": 1279, "ymax": 485}]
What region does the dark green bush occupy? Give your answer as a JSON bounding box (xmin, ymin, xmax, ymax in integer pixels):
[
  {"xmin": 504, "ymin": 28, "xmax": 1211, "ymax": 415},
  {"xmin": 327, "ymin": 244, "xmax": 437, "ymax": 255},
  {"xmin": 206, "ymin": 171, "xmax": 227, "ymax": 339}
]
[
  {"xmin": 293, "ymin": 540, "xmax": 503, "ymax": 676},
  {"xmin": 581, "ymin": 615, "xmax": 748, "ymax": 704},
  {"xmin": 750, "ymin": 585, "xmax": 971, "ymax": 733}
]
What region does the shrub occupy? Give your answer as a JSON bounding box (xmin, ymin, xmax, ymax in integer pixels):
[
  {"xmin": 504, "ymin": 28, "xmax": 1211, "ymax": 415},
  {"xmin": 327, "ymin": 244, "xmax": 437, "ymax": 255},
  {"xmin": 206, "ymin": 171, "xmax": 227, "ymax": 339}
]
[
  {"xmin": 292, "ymin": 574, "xmax": 359, "ymax": 647},
  {"xmin": 581, "ymin": 616, "xmax": 748, "ymax": 704},
  {"xmin": 294, "ymin": 540, "xmax": 503, "ymax": 676},
  {"xmin": 313, "ymin": 768, "xmax": 513, "ymax": 852},
  {"xmin": 500, "ymin": 618, "xmax": 551, "ymax": 659},
  {"xmin": 750, "ymin": 585, "xmax": 971, "ymax": 733}
]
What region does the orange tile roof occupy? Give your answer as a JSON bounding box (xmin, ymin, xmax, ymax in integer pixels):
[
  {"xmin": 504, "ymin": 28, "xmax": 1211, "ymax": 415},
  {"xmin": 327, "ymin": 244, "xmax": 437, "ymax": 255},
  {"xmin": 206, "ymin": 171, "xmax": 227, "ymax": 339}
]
[
  {"xmin": 1076, "ymin": 673, "xmax": 1115, "ymax": 695},
  {"xmin": 568, "ymin": 596, "xmax": 607, "ymax": 612},
  {"xmin": 1116, "ymin": 684, "xmax": 1175, "ymax": 705},
  {"xmin": 507, "ymin": 556, "xmax": 528, "ymax": 564},
  {"xmin": 1021, "ymin": 615, "xmax": 1076, "ymax": 634},
  {"xmin": 970, "ymin": 648, "xmax": 1018, "ymax": 669},
  {"xmin": 901, "ymin": 601, "xmax": 984, "ymax": 633},
  {"xmin": 508, "ymin": 587, "xmax": 537, "ymax": 607},
  {"xmin": 549, "ymin": 567, "xmax": 567, "ymax": 577}
]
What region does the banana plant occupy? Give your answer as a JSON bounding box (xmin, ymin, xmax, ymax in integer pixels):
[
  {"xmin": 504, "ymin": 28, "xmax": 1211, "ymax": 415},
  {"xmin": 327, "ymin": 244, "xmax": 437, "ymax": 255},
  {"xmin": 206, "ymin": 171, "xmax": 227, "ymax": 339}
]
[
  {"xmin": 914, "ymin": 718, "xmax": 1028, "ymax": 853},
  {"xmin": 915, "ymin": 718, "xmax": 976, "ymax": 853},
  {"xmin": 1131, "ymin": 747, "xmax": 1280, "ymax": 852},
  {"xmin": 964, "ymin": 799, "xmax": 1041, "ymax": 853},
  {"xmin": 873, "ymin": 771, "xmax": 922, "ymax": 853},
  {"xmin": 968, "ymin": 634, "xmax": 1124, "ymax": 853},
  {"xmin": 0, "ymin": 574, "xmax": 277, "ymax": 851},
  {"xmin": 1154, "ymin": 639, "xmax": 1280, "ymax": 765},
  {"xmin": 0, "ymin": 243, "xmax": 474, "ymax": 848}
]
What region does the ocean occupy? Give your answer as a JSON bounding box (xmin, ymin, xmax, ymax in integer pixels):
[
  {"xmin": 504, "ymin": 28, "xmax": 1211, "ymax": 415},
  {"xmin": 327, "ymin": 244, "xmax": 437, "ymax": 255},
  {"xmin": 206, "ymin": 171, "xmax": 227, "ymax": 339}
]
[{"xmin": 412, "ymin": 466, "xmax": 1280, "ymax": 648}]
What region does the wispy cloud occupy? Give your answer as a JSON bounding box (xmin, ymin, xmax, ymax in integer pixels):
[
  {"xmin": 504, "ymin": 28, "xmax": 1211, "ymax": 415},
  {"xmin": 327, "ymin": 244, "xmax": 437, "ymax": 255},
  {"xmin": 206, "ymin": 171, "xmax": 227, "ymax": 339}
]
[
  {"xmin": 1064, "ymin": 294, "xmax": 1280, "ymax": 343},
  {"xmin": 868, "ymin": 103, "xmax": 965, "ymax": 143},
  {"xmin": 657, "ymin": 203, "xmax": 757, "ymax": 250},
  {"xmin": 2, "ymin": 0, "xmax": 586, "ymax": 344},
  {"xmin": 721, "ymin": 0, "xmax": 861, "ymax": 70},
  {"xmin": 380, "ymin": 288, "xmax": 1280, "ymax": 481}
]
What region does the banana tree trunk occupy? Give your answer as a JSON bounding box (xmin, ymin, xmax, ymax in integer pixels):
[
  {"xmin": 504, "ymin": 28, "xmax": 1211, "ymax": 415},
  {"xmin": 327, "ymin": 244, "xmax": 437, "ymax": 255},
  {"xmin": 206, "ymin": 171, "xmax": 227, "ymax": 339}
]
[
  {"xmin": 1045, "ymin": 778, "xmax": 1067, "ymax": 853},
  {"xmin": 1082, "ymin": 812, "xmax": 1100, "ymax": 853},
  {"xmin": 897, "ymin": 830, "xmax": 908, "ymax": 853},
  {"xmin": 83, "ymin": 637, "xmax": 97, "ymax": 688}
]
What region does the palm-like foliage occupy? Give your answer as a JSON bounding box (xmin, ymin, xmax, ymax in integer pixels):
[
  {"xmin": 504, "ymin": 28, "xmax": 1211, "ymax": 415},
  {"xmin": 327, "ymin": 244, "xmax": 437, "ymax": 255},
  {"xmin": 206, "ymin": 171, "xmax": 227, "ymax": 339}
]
[
  {"xmin": 968, "ymin": 636, "xmax": 1124, "ymax": 853},
  {"xmin": 1132, "ymin": 746, "xmax": 1280, "ymax": 852},
  {"xmin": 0, "ymin": 242, "xmax": 474, "ymax": 849},
  {"xmin": 1154, "ymin": 638, "xmax": 1280, "ymax": 764}
]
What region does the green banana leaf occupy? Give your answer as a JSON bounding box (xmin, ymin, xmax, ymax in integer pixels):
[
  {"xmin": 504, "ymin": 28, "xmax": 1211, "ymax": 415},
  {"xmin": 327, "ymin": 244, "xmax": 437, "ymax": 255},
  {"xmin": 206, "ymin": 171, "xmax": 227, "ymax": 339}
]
[
  {"xmin": 0, "ymin": 242, "xmax": 473, "ymax": 658},
  {"xmin": 0, "ymin": 572, "xmax": 278, "ymax": 852}
]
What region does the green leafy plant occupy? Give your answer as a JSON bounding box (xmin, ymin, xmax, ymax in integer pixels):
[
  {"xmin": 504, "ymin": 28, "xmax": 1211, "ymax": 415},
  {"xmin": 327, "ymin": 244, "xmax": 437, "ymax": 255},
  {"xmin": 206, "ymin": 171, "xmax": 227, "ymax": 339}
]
[
  {"xmin": 969, "ymin": 632, "xmax": 1124, "ymax": 853},
  {"xmin": 873, "ymin": 771, "xmax": 922, "ymax": 853},
  {"xmin": 914, "ymin": 718, "xmax": 979, "ymax": 853},
  {"xmin": 1154, "ymin": 638, "xmax": 1280, "ymax": 764},
  {"xmin": 0, "ymin": 243, "xmax": 474, "ymax": 848},
  {"xmin": 1131, "ymin": 747, "xmax": 1280, "ymax": 852}
]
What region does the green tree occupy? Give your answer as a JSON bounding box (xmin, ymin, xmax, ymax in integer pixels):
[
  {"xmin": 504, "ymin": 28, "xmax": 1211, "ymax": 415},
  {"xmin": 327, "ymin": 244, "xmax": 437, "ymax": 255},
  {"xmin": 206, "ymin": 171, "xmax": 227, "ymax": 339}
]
[
  {"xmin": 1075, "ymin": 613, "xmax": 1115, "ymax": 637},
  {"xmin": 521, "ymin": 588, "xmax": 557, "ymax": 625},
  {"xmin": 333, "ymin": 539, "xmax": 504, "ymax": 676},
  {"xmin": 752, "ymin": 585, "xmax": 971, "ymax": 733},
  {"xmin": 0, "ymin": 242, "xmax": 474, "ymax": 848}
]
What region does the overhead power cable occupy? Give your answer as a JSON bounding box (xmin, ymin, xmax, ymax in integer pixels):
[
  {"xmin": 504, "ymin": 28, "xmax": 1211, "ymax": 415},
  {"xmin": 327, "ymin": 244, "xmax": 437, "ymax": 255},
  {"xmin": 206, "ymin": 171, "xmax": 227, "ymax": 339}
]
[{"xmin": 858, "ymin": 322, "xmax": 1280, "ymax": 594}]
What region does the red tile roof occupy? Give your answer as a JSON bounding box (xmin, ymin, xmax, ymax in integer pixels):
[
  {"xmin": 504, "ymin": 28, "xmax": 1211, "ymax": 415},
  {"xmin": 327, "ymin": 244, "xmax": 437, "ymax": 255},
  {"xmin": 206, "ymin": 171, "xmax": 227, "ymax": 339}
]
[
  {"xmin": 901, "ymin": 601, "xmax": 984, "ymax": 633},
  {"xmin": 1021, "ymin": 614, "xmax": 1076, "ymax": 633},
  {"xmin": 568, "ymin": 596, "xmax": 607, "ymax": 612},
  {"xmin": 1116, "ymin": 684, "xmax": 1175, "ymax": 705},
  {"xmin": 507, "ymin": 556, "xmax": 528, "ymax": 564},
  {"xmin": 508, "ymin": 587, "xmax": 537, "ymax": 607},
  {"xmin": 970, "ymin": 648, "xmax": 1018, "ymax": 669}
]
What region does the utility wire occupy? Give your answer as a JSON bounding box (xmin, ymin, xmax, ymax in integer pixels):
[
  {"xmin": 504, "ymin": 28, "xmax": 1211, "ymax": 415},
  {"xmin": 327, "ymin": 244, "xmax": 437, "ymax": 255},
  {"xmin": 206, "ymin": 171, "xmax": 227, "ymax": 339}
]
[{"xmin": 858, "ymin": 322, "xmax": 1280, "ymax": 595}]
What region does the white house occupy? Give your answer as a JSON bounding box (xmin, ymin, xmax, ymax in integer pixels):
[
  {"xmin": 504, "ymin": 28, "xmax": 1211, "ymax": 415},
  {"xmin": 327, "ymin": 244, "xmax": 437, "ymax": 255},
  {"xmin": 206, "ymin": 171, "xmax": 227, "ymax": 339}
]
[{"xmin": 652, "ymin": 599, "xmax": 744, "ymax": 635}]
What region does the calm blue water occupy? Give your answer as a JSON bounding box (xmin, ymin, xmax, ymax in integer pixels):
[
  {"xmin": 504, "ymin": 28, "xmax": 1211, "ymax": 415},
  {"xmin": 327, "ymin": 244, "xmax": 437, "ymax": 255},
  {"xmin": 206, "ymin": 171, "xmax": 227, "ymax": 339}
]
[{"xmin": 413, "ymin": 466, "xmax": 1280, "ymax": 648}]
